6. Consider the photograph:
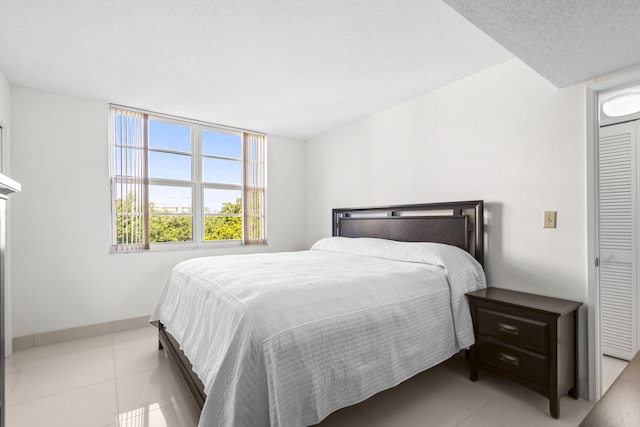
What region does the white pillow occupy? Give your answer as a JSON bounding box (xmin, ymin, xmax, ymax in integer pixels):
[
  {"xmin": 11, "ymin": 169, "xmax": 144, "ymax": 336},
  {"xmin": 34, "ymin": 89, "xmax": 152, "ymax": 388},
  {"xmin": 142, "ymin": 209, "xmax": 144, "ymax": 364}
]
[{"xmin": 310, "ymin": 236, "xmax": 479, "ymax": 268}]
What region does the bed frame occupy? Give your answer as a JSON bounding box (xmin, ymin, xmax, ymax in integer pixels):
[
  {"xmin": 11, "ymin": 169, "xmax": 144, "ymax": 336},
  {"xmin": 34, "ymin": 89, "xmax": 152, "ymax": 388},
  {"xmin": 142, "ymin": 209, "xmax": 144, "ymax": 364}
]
[{"xmin": 157, "ymin": 200, "xmax": 484, "ymax": 410}]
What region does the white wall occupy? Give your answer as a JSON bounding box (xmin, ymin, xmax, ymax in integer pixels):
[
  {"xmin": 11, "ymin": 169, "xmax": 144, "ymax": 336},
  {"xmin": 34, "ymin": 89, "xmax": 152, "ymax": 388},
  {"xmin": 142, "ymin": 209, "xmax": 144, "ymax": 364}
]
[
  {"xmin": 0, "ymin": 71, "xmax": 10, "ymax": 126},
  {"xmin": 307, "ymin": 59, "xmax": 589, "ymax": 392},
  {"xmin": 9, "ymin": 86, "xmax": 307, "ymax": 338},
  {"xmin": 8, "ymin": 59, "xmax": 591, "ymax": 391}
]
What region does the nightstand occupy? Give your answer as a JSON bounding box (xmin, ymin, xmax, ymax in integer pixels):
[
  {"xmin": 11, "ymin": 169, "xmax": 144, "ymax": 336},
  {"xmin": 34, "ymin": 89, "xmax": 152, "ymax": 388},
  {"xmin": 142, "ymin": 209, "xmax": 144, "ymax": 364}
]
[{"xmin": 466, "ymin": 287, "xmax": 582, "ymax": 419}]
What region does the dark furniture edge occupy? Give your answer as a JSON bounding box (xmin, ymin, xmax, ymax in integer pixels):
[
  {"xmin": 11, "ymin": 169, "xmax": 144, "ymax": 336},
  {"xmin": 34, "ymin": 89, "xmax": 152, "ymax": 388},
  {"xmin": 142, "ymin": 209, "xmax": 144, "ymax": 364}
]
[
  {"xmin": 466, "ymin": 287, "xmax": 583, "ymax": 317},
  {"xmin": 155, "ymin": 321, "xmax": 206, "ymax": 409},
  {"xmin": 467, "ymin": 288, "xmax": 582, "ymax": 419}
]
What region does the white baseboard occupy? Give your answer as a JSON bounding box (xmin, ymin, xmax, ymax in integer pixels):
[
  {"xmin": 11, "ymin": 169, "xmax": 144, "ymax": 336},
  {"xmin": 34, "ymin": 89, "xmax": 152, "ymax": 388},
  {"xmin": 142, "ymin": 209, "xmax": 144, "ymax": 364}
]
[{"xmin": 11, "ymin": 316, "xmax": 151, "ymax": 352}]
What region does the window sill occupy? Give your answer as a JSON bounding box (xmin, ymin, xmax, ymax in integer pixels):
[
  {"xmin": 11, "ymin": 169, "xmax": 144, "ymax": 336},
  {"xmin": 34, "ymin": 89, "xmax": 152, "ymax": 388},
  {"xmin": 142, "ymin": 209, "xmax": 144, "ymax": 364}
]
[{"xmin": 111, "ymin": 240, "xmax": 256, "ymax": 253}]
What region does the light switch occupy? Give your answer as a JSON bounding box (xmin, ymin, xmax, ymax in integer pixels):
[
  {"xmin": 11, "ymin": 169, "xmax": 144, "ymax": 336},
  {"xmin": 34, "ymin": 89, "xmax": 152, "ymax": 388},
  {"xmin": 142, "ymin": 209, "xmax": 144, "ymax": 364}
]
[{"xmin": 544, "ymin": 211, "xmax": 557, "ymax": 228}]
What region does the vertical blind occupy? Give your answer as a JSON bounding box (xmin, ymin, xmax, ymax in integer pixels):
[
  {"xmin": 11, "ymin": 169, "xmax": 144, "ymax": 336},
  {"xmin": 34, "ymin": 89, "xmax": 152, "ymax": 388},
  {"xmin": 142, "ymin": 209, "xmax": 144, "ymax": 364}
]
[
  {"xmin": 243, "ymin": 132, "xmax": 267, "ymax": 245},
  {"xmin": 111, "ymin": 108, "xmax": 149, "ymax": 252},
  {"xmin": 110, "ymin": 107, "xmax": 267, "ymax": 251}
]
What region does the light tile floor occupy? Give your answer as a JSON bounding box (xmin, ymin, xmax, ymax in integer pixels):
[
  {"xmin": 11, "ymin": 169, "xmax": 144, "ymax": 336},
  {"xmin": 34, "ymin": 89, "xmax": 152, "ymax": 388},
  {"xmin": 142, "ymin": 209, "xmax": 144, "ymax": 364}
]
[
  {"xmin": 5, "ymin": 325, "xmax": 594, "ymax": 427},
  {"xmin": 601, "ymin": 355, "xmax": 628, "ymax": 395}
]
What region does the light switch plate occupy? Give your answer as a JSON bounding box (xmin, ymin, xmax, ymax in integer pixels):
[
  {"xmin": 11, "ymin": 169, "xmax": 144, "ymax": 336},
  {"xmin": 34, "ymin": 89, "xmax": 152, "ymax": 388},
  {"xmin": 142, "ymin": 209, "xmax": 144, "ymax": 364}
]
[{"xmin": 544, "ymin": 211, "xmax": 557, "ymax": 228}]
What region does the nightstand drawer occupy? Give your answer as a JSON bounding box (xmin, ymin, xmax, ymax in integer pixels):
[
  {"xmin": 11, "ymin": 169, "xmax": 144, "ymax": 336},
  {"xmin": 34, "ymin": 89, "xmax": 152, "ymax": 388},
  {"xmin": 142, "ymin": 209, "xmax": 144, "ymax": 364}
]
[
  {"xmin": 467, "ymin": 288, "xmax": 582, "ymax": 419},
  {"xmin": 476, "ymin": 307, "xmax": 549, "ymax": 353},
  {"xmin": 476, "ymin": 338, "xmax": 548, "ymax": 386}
]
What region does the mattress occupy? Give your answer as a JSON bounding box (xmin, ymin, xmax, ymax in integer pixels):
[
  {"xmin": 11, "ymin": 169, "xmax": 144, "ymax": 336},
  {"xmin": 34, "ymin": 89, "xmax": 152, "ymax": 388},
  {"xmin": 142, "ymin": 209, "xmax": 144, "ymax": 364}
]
[{"xmin": 150, "ymin": 237, "xmax": 486, "ymax": 427}]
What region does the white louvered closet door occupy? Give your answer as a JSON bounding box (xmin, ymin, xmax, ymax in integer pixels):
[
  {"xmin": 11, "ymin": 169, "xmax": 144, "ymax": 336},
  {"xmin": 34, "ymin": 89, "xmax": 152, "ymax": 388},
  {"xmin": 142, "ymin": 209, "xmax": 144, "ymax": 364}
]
[{"xmin": 599, "ymin": 121, "xmax": 637, "ymax": 361}]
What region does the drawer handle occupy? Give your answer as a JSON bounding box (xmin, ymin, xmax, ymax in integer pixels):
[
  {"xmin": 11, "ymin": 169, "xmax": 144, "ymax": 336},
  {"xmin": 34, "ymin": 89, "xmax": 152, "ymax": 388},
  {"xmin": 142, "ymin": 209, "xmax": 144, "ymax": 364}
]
[
  {"xmin": 498, "ymin": 323, "xmax": 519, "ymax": 335},
  {"xmin": 499, "ymin": 353, "xmax": 520, "ymax": 366}
]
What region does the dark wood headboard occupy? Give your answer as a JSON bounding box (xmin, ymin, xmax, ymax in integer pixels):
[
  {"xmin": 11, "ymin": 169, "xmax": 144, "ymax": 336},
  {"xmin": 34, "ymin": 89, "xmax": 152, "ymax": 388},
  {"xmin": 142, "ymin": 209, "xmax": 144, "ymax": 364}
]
[{"xmin": 332, "ymin": 200, "xmax": 484, "ymax": 266}]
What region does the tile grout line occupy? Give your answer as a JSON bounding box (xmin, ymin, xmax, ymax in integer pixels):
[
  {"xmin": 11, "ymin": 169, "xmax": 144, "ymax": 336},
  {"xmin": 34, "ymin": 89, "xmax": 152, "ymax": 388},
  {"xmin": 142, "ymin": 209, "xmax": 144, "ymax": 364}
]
[
  {"xmin": 110, "ymin": 330, "xmax": 121, "ymax": 424},
  {"xmin": 5, "ymin": 378, "xmax": 117, "ymax": 407},
  {"xmin": 4, "ymin": 367, "xmax": 23, "ymax": 404},
  {"xmin": 452, "ymin": 411, "xmax": 475, "ymax": 427},
  {"xmin": 5, "ymin": 334, "xmax": 119, "ymax": 408},
  {"xmin": 456, "ymin": 398, "xmax": 499, "ymax": 427}
]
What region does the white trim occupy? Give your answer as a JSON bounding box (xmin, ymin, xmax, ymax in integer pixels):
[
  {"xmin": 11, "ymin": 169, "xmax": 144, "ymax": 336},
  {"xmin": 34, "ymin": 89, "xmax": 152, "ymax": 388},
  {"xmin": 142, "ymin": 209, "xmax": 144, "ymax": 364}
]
[
  {"xmin": 588, "ymin": 64, "xmax": 640, "ymax": 92},
  {"xmin": 110, "ymin": 103, "xmax": 265, "ymax": 137},
  {"xmin": 12, "ymin": 316, "xmax": 152, "ymax": 351},
  {"xmin": 587, "ymin": 66, "xmax": 640, "ymax": 401},
  {"xmin": 149, "ymin": 240, "xmax": 243, "ymax": 251},
  {"xmin": 586, "ymin": 86, "xmax": 600, "ymax": 401}
]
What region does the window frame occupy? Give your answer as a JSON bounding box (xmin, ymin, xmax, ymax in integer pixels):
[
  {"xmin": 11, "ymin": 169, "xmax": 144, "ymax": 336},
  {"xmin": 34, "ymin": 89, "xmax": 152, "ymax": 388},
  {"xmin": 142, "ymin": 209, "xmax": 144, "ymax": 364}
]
[
  {"xmin": 200, "ymin": 123, "xmax": 243, "ymax": 245},
  {"xmin": 110, "ymin": 106, "xmax": 259, "ymax": 252},
  {"xmin": 146, "ymin": 115, "xmax": 194, "ymax": 248}
]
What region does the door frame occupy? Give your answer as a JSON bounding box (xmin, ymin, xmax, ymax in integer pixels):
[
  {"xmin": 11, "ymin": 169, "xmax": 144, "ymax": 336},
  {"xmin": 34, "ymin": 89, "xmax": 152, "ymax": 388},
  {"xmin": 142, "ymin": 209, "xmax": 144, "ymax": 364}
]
[{"xmin": 587, "ymin": 66, "xmax": 640, "ymax": 401}]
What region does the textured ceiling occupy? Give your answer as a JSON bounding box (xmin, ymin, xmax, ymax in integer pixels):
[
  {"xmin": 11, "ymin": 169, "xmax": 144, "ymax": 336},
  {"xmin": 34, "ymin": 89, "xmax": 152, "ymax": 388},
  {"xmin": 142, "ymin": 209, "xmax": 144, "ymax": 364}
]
[
  {"xmin": 443, "ymin": 0, "xmax": 640, "ymax": 88},
  {"xmin": 0, "ymin": 0, "xmax": 512, "ymax": 140},
  {"xmin": 6, "ymin": 1, "xmax": 636, "ymax": 140}
]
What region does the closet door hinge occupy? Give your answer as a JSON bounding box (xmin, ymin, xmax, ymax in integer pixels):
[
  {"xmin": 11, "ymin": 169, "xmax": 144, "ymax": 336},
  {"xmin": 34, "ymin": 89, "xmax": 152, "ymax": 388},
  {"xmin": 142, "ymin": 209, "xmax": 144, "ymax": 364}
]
[{"xmin": 595, "ymin": 257, "xmax": 599, "ymax": 267}]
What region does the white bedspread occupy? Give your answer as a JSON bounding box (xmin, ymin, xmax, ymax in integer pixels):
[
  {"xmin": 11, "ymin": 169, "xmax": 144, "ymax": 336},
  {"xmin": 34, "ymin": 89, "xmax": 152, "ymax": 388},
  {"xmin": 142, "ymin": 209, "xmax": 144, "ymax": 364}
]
[{"xmin": 150, "ymin": 237, "xmax": 486, "ymax": 427}]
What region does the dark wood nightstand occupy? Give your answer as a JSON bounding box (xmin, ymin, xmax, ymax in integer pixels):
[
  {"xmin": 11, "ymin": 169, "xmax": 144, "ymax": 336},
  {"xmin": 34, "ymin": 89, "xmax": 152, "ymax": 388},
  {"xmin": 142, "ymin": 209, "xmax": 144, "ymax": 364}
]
[{"xmin": 466, "ymin": 287, "xmax": 582, "ymax": 419}]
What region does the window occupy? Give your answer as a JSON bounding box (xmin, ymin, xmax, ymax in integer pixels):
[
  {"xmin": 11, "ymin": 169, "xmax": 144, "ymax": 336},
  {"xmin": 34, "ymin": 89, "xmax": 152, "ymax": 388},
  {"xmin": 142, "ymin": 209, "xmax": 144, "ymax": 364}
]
[{"xmin": 110, "ymin": 106, "xmax": 266, "ymax": 252}]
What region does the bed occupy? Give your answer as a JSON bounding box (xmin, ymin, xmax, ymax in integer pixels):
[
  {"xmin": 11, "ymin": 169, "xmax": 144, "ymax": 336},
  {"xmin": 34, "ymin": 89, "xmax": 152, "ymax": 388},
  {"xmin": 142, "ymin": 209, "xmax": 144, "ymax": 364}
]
[{"xmin": 151, "ymin": 200, "xmax": 486, "ymax": 427}]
